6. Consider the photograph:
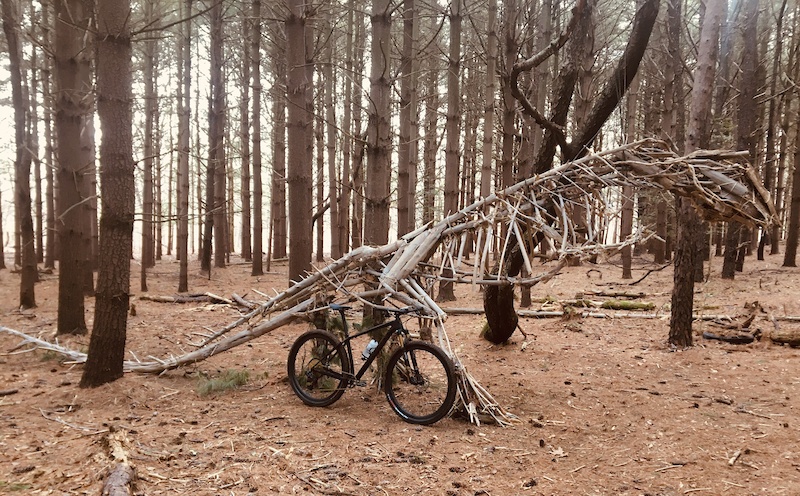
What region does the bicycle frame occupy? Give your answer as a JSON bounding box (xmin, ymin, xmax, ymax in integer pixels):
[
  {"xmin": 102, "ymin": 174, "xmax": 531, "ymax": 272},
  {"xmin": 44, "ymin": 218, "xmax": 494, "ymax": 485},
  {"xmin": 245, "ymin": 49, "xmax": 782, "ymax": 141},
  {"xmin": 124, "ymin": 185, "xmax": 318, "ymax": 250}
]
[{"xmin": 330, "ymin": 305, "xmax": 409, "ymax": 383}]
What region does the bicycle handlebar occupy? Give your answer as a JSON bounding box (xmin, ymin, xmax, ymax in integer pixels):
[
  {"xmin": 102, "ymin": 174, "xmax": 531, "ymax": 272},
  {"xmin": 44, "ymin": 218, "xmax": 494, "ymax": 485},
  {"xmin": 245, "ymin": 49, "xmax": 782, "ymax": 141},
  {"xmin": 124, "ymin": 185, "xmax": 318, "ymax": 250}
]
[{"xmin": 328, "ymin": 303, "xmax": 422, "ymax": 316}]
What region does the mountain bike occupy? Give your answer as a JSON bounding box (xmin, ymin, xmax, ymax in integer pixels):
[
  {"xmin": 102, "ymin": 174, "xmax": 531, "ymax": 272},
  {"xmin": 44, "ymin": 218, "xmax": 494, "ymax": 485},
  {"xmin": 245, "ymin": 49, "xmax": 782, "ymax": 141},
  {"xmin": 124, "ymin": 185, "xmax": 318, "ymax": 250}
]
[{"xmin": 287, "ymin": 304, "xmax": 457, "ymax": 425}]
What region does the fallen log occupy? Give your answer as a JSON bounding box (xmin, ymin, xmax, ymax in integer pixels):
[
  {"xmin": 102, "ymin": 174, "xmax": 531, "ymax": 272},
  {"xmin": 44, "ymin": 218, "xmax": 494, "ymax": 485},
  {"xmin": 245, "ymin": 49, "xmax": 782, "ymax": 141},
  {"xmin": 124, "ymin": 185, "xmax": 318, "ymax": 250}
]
[
  {"xmin": 769, "ymin": 328, "xmax": 800, "ymax": 347},
  {"xmin": 581, "ymin": 290, "xmax": 651, "ymax": 299},
  {"xmin": 101, "ymin": 428, "xmax": 135, "ymax": 496},
  {"xmin": 102, "ymin": 464, "xmax": 134, "ymax": 496},
  {"xmin": 599, "ymin": 300, "xmax": 655, "ymax": 311},
  {"xmin": 702, "ymin": 330, "xmax": 759, "ymax": 345},
  {"xmin": 138, "ymin": 292, "xmax": 233, "ymax": 305}
]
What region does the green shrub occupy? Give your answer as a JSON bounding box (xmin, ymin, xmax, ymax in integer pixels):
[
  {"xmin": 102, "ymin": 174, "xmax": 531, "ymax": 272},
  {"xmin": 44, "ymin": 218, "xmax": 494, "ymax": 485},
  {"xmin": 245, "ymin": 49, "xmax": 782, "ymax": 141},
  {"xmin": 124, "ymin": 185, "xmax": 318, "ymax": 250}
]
[
  {"xmin": 196, "ymin": 369, "xmax": 250, "ymax": 397},
  {"xmin": 0, "ymin": 481, "xmax": 33, "ymax": 492}
]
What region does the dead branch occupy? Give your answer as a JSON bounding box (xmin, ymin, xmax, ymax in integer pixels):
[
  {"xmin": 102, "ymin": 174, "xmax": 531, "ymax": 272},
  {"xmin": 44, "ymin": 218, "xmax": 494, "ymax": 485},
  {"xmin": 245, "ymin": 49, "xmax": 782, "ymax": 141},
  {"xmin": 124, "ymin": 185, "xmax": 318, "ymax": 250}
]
[
  {"xmin": 138, "ymin": 292, "xmax": 233, "ymax": 305},
  {"xmin": 0, "ymin": 140, "xmax": 778, "ymax": 426}
]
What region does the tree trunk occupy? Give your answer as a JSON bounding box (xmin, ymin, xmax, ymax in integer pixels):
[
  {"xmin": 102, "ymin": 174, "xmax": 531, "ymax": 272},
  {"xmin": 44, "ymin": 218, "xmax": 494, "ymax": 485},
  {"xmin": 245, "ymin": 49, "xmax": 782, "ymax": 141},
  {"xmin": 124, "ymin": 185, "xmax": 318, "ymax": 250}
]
[
  {"xmin": 286, "ymin": 0, "xmax": 312, "ymax": 281},
  {"xmin": 240, "ymin": 2, "xmax": 252, "ymax": 263},
  {"xmin": 783, "ymin": 129, "xmax": 800, "ymax": 266},
  {"xmin": 480, "ymin": 0, "xmax": 497, "ymax": 204},
  {"xmin": 54, "ymin": 0, "xmax": 91, "ymax": 334},
  {"xmin": 210, "ymin": 1, "xmax": 226, "ymax": 269},
  {"xmin": 141, "ymin": 0, "xmax": 157, "ymax": 291},
  {"xmin": 1, "ymin": 0, "xmax": 36, "ymax": 307},
  {"xmin": 722, "ymin": 222, "xmax": 741, "ymax": 278},
  {"xmin": 80, "ymin": 35, "xmax": 96, "ymax": 296},
  {"xmin": 43, "ymin": 1, "xmax": 55, "ymax": 269},
  {"xmin": 315, "ymin": 87, "xmax": 325, "ymax": 263},
  {"xmin": 338, "ymin": 0, "xmax": 354, "ymax": 257},
  {"xmin": 723, "ymin": 0, "xmax": 759, "ymax": 277},
  {"xmin": 251, "ymin": 0, "xmax": 264, "ymax": 276},
  {"xmin": 364, "ymin": 0, "xmax": 392, "ymax": 247},
  {"xmin": 670, "ymin": 0, "xmax": 724, "ymax": 348},
  {"xmin": 30, "ymin": 19, "xmax": 43, "ymax": 266},
  {"xmin": 397, "ymin": 0, "xmax": 417, "ymax": 238},
  {"xmin": 270, "ymin": 12, "xmax": 287, "ymax": 260},
  {"xmin": 621, "ymin": 74, "xmax": 640, "ymax": 279},
  {"xmin": 325, "ymin": 15, "xmax": 340, "ymax": 259},
  {"xmin": 774, "ymin": 9, "xmax": 797, "ymax": 254},
  {"xmin": 761, "ymin": 0, "xmax": 787, "ymax": 258},
  {"xmin": 177, "ymin": 0, "xmax": 192, "ymax": 292},
  {"xmin": 421, "ymin": 19, "xmax": 438, "ymax": 227},
  {"xmin": 501, "ymin": 0, "xmax": 518, "ymax": 189},
  {"xmin": 483, "ymin": 0, "xmax": 658, "ymax": 343},
  {"xmin": 438, "ymin": 0, "xmax": 462, "ymax": 302},
  {"xmin": 81, "ymin": 0, "xmax": 134, "ymax": 388},
  {"xmin": 351, "ymin": 18, "xmax": 365, "ymax": 250}
]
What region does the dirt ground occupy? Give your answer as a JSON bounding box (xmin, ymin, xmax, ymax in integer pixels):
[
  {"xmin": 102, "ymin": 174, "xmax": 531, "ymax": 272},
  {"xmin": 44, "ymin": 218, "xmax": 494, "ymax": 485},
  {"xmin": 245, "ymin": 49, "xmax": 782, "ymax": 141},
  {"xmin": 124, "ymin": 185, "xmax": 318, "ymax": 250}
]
[{"xmin": 1, "ymin": 251, "xmax": 799, "ymax": 496}]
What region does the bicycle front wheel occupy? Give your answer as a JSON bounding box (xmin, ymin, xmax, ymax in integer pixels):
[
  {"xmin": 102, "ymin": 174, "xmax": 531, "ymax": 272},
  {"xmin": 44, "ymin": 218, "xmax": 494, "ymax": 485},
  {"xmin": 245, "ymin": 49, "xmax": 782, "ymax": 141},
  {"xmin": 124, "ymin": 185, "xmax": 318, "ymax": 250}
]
[
  {"xmin": 287, "ymin": 329, "xmax": 352, "ymax": 407},
  {"xmin": 384, "ymin": 341, "xmax": 457, "ymax": 425}
]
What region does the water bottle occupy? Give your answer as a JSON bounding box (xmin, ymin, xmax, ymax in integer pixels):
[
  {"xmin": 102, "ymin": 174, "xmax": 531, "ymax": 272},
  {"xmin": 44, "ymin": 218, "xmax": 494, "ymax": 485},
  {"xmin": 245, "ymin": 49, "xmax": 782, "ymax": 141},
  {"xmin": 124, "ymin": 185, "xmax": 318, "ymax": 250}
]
[{"xmin": 361, "ymin": 339, "xmax": 378, "ymax": 360}]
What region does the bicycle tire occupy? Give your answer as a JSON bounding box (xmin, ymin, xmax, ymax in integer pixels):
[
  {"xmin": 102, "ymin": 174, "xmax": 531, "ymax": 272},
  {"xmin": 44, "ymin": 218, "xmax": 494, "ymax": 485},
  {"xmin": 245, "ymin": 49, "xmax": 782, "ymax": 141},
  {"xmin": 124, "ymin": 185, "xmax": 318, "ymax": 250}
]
[
  {"xmin": 384, "ymin": 341, "xmax": 457, "ymax": 425},
  {"xmin": 287, "ymin": 329, "xmax": 352, "ymax": 407}
]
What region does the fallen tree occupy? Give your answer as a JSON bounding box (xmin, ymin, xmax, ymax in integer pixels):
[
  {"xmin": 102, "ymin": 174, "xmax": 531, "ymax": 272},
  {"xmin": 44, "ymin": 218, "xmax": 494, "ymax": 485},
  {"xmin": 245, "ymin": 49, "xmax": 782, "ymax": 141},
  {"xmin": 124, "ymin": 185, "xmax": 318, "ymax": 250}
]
[{"xmin": 1, "ymin": 139, "xmax": 778, "ymax": 425}]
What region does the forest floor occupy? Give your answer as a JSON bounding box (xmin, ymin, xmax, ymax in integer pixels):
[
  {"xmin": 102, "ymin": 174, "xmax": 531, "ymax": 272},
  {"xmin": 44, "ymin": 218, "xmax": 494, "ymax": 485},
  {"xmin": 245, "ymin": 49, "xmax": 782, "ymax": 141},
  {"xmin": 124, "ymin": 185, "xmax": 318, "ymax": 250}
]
[{"xmin": 1, "ymin": 251, "xmax": 799, "ymax": 496}]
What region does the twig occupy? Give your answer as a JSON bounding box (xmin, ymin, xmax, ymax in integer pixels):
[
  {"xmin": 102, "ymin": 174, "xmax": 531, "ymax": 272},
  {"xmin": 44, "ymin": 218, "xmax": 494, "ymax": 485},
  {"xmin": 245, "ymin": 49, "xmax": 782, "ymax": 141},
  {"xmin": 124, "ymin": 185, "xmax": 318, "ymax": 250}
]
[
  {"xmin": 654, "ymin": 464, "xmax": 684, "ymax": 472},
  {"xmin": 39, "ymin": 408, "xmax": 107, "ymax": 434}
]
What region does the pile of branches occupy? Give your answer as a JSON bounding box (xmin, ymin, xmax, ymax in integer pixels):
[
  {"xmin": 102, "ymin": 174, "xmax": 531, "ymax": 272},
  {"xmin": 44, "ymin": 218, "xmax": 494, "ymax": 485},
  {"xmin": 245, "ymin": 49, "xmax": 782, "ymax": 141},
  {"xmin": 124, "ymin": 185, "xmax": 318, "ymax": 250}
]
[{"xmin": 2, "ymin": 139, "xmax": 777, "ymax": 426}]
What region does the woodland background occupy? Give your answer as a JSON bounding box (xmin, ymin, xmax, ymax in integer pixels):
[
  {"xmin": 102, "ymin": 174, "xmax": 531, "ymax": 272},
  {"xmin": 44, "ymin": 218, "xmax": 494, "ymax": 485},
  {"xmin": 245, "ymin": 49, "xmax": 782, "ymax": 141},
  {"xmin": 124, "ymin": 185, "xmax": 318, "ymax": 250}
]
[{"xmin": 1, "ymin": 0, "xmax": 800, "ymax": 381}]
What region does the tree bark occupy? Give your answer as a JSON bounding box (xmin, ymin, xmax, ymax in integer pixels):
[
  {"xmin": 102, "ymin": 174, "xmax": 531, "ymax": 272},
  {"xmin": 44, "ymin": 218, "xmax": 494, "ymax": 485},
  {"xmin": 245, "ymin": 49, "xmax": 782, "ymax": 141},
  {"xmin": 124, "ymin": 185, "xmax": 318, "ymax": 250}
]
[
  {"xmin": 774, "ymin": 10, "xmax": 797, "ymax": 255},
  {"xmin": 438, "ymin": 0, "xmax": 462, "ymax": 302},
  {"xmin": 338, "ymin": 0, "xmax": 354, "ymax": 256},
  {"xmin": 783, "ymin": 128, "xmax": 800, "ymax": 266},
  {"xmin": 421, "ymin": 18, "xmax": 438, "ymax": 227},
  {"xmin": 43, "ymin": 1, "xmax": 55, "ymax": 269},
  {"xmin": 210, "ymin": 1, "xmax": 227, "ymax": 269},
  {"xmin": 622, "ymin": 74, "xmax": 640, "ymax": 279},
  {"xmin": 723, "ymin": 0, "xmax": 759, "ymax": 277},
  {"xmin": 81, "ymin": 0, "xmax": 134, "ymax": 388},
  {"xmin": 364, "ymin": 0, "xmax": 392, "ymax": 247},
  {"xmin": 251, "ymin": 0, "xmax": 264, "ymax": 276},
  {"xmin": 761, "ymin": 0, "xmax": 787, "ymax": 258},
  {"xmin": 286, "ymin": 0, "xmax": 312, "ymax": 281},
  {"xmin": 670, "ymin": 0, "xmax": 724, "ymax": 347},
  {"xmin": 480, "ymin": 0, "xmax": 498, "ymax": 204},
  {"xmin": 240, "ymin": 1, "xmax": 252, "ymax": 263},
  {"xmin": 54, "ymin": 0, "xmax": 92, "ymax": 333},
  {"xmin": 351, "ymin": 17, "xmax": 366, "ymax": 250},
  {"xmin": 325, "ymin": 14, "xmax": 339, "ymax": 259},
  {"xmin": 270, "ymin": 10, "xmax": 287, "ymax": 260},
  {"xmin": 1, "ymin": 0, "xmax": 36, "ymax": 305},
  {"xmin": 141, "ymin": 0, "xmax": 157, "ymax": 291},
  {"xmin": 177, "ymin": 0, "xmax": 192, "ymax": 292},
  {"xmin": 397, "ymin": 0, "xmax": 417, "ymax": 238}
]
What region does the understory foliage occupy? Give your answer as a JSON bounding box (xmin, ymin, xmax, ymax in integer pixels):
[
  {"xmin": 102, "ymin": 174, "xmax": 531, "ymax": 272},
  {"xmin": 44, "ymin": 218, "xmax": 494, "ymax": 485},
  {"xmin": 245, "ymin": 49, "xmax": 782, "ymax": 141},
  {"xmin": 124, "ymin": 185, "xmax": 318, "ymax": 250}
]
[{"xmin": 196, "ymin": 369, "xmax": 251, "ymax": 397}]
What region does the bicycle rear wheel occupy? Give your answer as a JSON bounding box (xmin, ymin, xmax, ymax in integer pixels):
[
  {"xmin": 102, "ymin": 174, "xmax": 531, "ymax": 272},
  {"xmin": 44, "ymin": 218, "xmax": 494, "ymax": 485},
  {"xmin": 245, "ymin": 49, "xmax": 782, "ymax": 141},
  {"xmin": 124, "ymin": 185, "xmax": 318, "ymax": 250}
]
[
  {"xmin": 287, "ymin": 329, "xmax": 352, "ymax": 407},
  {"xmin": 384, "ymin": 341, "xmax": 456, "ymax": 425}
]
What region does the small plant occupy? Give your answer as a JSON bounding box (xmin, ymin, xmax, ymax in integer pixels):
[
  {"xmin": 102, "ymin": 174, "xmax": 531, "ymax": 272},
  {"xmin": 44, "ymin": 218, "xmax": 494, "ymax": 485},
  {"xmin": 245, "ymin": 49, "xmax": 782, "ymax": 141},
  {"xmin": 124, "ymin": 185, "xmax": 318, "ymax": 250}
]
[
  {"xmin": 196, "ymin": 369, "xmax": 250, "ymax": 397},
  {"xmin": 0, "ymin": 481, "xmax": 33, "ymax": 491},
  {"xmin": 39, "ymin": 350, "xmax": 59, "ymax": 362}
]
